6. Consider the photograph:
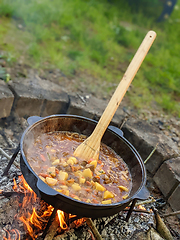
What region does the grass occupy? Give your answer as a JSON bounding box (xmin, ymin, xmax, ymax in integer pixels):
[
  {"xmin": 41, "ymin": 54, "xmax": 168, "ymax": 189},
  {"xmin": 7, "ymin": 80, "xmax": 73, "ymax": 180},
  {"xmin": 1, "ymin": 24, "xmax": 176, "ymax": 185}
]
[{"xmin": 0, "ymin": 0, "xmax": 180, "ymax": 117}]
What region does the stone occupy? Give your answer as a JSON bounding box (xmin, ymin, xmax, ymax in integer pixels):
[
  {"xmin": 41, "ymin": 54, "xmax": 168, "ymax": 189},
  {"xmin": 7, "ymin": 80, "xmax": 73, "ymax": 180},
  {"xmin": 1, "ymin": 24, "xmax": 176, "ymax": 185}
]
[
  {"xmin": 122, "ymin": 118, "xmax": 179, "ymax": 175},
  {"xmin": 67, "ymin": 94, "xmax": 101, "ymax": 119},
  {"xmin": 8, "ymin": 77, "xmax": 69, "ymax": 118},
  {"xmin": 0, "ymin": 80, "xmax": 14, "ymax": 118},
  {"xmin": 38, "ymin": 81, "xmax": 70, "ymax": 117},
  {"xmin": 168, "ymin": 183, "xmax": 180, "ymax": 219},
  {"xmin": 153, "ymin": 157, "xmax": 180, "ymax": 198},
  {"xmin": 67, "ymin": 93, "xmax": 127, "ymax": 127}
]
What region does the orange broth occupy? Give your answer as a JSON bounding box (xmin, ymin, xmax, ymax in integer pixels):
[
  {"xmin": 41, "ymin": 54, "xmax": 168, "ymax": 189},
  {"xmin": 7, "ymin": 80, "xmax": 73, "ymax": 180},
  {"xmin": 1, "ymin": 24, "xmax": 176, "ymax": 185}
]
[{"xmin": 26, "ymin": 131, "xmax": 132, "ymax": 204}]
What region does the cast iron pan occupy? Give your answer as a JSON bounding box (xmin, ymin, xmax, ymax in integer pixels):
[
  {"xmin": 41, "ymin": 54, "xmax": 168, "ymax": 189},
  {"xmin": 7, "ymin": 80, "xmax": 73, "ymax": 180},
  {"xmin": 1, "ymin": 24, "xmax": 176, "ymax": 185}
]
[{"xmin": 20, "ymin": 114, "xmax": 149, "ymax": 218}]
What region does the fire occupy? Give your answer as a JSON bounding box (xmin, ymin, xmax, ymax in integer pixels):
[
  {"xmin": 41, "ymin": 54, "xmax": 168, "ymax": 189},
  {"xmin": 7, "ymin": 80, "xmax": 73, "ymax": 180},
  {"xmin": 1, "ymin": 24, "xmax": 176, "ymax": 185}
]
[
  {"xmin": 57, "ymin": 210, "xmax": 85, "ymax": 230},
  {"xmin": 3, "ymin": 175, "xmax": 84, "ymax": 240},
  {"xmin": 3, "ymin": 176, "xmax": 53, "ymax": 239},
  {"xmin": 73, "ymin": 217, "xmax": 85, "ymax": 226},
  {"xmin": 12, "ymin": 178, "xmax": 18, "ymax": 191},
  {"xmin": 3, "ymin": 229, "xmax": 20, "ymax": 240},
  {"xmin": 57, "ymin": 210, "xmax": 68, "ymax": 230},
  {"xmin": 138, "ymin": 204, "xmax": 147, "ymax": 211}
]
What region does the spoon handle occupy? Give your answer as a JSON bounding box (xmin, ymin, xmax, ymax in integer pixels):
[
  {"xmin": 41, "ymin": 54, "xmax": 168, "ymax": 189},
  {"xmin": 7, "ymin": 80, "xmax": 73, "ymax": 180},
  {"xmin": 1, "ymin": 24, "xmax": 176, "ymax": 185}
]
[{"xmin": 91, "ymin": 30, "xmax": 156, "ymax": 141}]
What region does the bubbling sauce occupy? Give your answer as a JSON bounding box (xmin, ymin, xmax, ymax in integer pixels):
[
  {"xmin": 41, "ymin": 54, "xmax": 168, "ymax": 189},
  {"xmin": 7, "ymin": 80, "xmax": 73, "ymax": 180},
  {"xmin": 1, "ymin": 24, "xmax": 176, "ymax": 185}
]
[{"xmin": 26, "ymin": 131, "xmax": 132, "ymax": 204}]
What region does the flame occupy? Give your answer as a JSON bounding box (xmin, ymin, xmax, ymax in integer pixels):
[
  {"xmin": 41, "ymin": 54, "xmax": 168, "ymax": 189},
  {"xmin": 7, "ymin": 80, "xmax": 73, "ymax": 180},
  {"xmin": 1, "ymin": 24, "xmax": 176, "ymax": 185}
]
[
  {"xmin": 3, "ymin": 175, "xmax": 85, "ymax": 240},
  {"xmin": 3, "ymin": 176, "xmax": 52, "ymax": 240},
  {"xmin": 12, "ymin": 178, "xmax": 17, "ymax": 191},
  {"xmin": 17, "ymin": 175, "xmax": 37, "ymax": 205},
  {"xmin": 73, "ymin": 217, "xmax": 85, "ymax": 226},
  {"xmin": 57, "ymin": 210, "xmax": 68, "ymax": 230},
  {"xmin": 138, "ymin": 205, "xmax": 147, "ymax": 211},
  {"xmin": 41, "ymin": 205, "xmax": 54, "ymax": 218},
  {"xmin": 3, "ymin": 229, "xmax": 20, "ymax": 240}
]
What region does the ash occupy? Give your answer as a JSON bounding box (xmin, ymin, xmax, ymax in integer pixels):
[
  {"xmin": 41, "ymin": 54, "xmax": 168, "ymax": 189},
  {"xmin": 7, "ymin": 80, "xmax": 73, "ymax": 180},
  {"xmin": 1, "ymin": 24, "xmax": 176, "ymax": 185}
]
[
  {"xmin": 0, "ymin": 115, "xmax": 27, "ymax": 238},
  {"xmin": 0, "ymin": 115, "xmax": 26, "ymax": 189},
  {"xmin": 95, "ymin": 212, "xmax": 154, "ymax": 240},
  {"xmin": 55, "ymin": 212, "xmax": 154, "ymax": 240}
]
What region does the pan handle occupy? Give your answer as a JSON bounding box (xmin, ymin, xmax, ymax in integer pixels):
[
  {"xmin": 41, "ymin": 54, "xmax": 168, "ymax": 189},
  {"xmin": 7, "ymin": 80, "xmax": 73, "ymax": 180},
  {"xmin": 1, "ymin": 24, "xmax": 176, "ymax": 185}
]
[
  {"xmin": 134, "ymin": 186, "xmax": 150, "ymax": 200},
  {"xmin": 108, "ymin": 125, "xmax": 124, "ymax": 137},
  {"xmin": 27, "ymin": 116, "xmax": 43, "ymax": 126}
]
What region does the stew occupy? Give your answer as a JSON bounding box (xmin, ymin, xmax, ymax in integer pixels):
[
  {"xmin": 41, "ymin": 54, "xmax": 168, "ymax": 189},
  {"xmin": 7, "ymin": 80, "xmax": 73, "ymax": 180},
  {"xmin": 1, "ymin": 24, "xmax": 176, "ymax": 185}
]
[{"xmin": 26, "ymin": 131, "xmax": 132, "ymax": 204}]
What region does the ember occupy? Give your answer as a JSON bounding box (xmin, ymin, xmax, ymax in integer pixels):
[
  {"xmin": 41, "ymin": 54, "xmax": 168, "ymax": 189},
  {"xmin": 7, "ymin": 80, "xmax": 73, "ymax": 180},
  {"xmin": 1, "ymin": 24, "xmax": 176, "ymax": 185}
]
[{"xmin": 138, "ymin": 204, "xmax": 147, "ymax": 211}]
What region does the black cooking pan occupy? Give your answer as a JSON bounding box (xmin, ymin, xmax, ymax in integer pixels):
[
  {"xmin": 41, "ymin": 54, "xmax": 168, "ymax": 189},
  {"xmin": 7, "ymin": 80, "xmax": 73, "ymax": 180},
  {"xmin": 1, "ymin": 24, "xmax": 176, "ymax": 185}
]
[{"xmin": 20, "ymin": 114, "xmax": 149, "ymax": 218}]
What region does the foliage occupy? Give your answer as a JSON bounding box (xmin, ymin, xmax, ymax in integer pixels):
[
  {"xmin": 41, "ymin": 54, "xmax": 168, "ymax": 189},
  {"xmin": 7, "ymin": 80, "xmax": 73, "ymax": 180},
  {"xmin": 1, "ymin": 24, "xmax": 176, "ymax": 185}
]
[{"xmin": 0, "ymin": 0, "xmax": 179, "ymax": 117}]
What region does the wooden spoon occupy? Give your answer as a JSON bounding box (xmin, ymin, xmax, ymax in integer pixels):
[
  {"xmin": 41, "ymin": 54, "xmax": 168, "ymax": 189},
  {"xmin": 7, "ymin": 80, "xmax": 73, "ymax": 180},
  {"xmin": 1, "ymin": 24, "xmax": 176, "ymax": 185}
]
[{"xmin": 74, "ymin": 30, "xmax": 156, "ymax": 161}]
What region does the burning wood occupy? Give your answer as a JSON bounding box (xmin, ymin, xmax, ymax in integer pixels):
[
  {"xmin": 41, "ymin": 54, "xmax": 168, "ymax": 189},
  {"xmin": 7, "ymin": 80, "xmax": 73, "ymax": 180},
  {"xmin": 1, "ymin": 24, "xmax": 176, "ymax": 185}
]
[
  {"xmin": 43, "ymin": 213, "xmax": 59, "ymax": 240},
  {"xmin": 3, "ymin": 229, "xmax": 21, "ymax": 240},
  {"xmin": 1, "ymin": 175, "xmax": 99, "ymax": 240},
  {"xmin": 1, "ymin": 175, "xmax": 53, "ymax": 240},
  {"xmin": 1, "ymin": 172, "xmax": 178, "ymax": 240},
  {"xmin": 123, "ymin": 206, "xmax": 151, "ymax": 214},
  {"xmin": 0, "ymin": 174, "xmax": 157, "ymax": 240},
  {"xmin": 0, "ymin": 190, "xmax": 25, "ymax": 198},
  {"xmin": 42, "ymin": 214, "xmax": 99, "ymax": 240},
  {"xmin": 0, "ymin": 175, "xmax": 177, "ymax": 240}
]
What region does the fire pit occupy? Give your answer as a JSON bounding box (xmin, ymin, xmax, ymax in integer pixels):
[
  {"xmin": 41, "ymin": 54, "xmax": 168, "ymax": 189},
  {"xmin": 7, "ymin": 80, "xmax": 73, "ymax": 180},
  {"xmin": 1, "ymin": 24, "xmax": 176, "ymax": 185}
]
[
  {"xmin": 0, "ymin": 114, "xmax": 179, "ymax": 240},
  {"xmin": 0, "ymin": 174, "xmax": 154, "ymax": 240}
]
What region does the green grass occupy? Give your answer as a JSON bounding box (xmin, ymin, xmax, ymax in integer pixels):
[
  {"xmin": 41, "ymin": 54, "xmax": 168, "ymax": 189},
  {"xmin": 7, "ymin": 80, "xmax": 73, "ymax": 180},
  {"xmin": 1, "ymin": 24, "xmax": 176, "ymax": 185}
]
[{"xmin": 0, "ymin": 0, "xmax": 180, "ymax": 117}]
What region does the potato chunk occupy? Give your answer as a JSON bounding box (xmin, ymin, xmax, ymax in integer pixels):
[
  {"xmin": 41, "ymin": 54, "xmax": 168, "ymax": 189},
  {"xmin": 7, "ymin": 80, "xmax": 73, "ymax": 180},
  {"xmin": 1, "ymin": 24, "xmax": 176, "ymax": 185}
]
[
  {"xmin": 118, "ymin": 185, "xmax": 128, "ymax": 192},
  {"xmin": 58, "ymin": 171, "xmax": 68, "ymax": 181},
  {"xmin": 67, "ymin": 179, "xmax": 75, "ymax": 186},
  {"xmin": 95, "ymin": 182, "xmax": 105, "ymax": 191},
  {"xmin": 73, "ymin": 195, "xmax": 81, "ymax": 201},
  {"xmin": 123, "ymin": 194, "xmax": 128, "ymax": 200},
  {"xmin": 82, "ymin": 168, "xmax": 93, "ymax": 179},
  {"xmin": 46, "ymin": 177, "xmax": 58, "ymax": 186},
  {"xmin": 79, "ymin": 176, "xmax": 86, "ymax": 184},
  {"xmin": 103, "ymin": 190, "xmax": 114, "ymax": 199},
  {"xmin": 101, "ymin": 199, "xmax": 112, "ymax": 204},
  {"xmin": 59, "ymin": 185, "xmax": 68, "ymax": 190},
  {"xmin": 74, "ymin": 170, "xmax": 82, "ymax": 178},
  {"xmin": 52, "ymin": 159, "xmax": 60, "ymax": 165},
  {"xmin": 57, "ymin": 189, "xmax": 69, "ymax": 196},
  {"xmin": 67, "ymin": 156, "xmax": 77, "ymax": 165},
  {"xmin": 47, "ymin": 166, "xmax": 56, "ymax": 177},
  {"xmin": 71, "ymin": 183, "xmax": 81, "ymax": 191},
  {"xmin": 89, "ymin": 160, "xmax": 97, "ymax": 168}
]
